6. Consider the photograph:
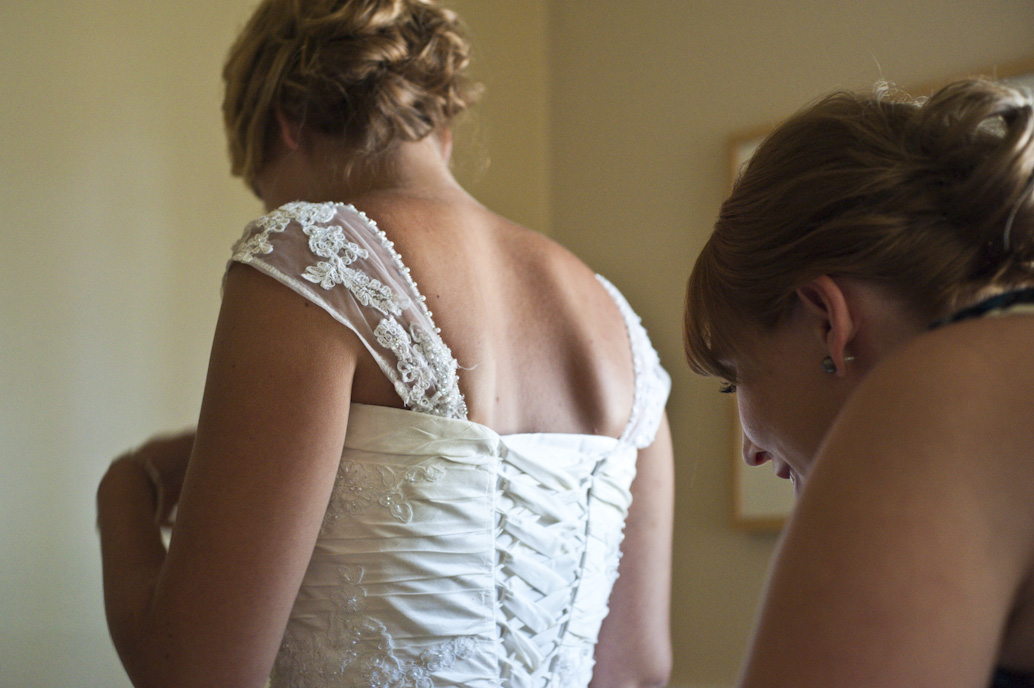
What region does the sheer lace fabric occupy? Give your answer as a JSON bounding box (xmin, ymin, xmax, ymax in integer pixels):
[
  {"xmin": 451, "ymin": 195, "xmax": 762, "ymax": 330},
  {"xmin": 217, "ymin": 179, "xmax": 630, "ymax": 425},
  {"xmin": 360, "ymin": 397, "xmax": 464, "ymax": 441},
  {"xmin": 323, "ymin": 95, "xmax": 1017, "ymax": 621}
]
[
  {"xmin": 232, "ymin": 201, "xmax": 467, "ymax": 420},
  {"xmin": 229, "ymin": 203, "xmax": 671, "ymax": 687}
]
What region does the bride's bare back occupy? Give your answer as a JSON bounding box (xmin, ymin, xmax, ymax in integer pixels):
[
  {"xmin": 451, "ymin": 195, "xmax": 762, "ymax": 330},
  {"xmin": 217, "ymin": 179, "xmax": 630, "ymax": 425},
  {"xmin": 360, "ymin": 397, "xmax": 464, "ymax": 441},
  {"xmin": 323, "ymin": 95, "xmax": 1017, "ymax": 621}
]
[{"xmin": 343, "ymin": 190, "xmax": 636, "ymax": 438}]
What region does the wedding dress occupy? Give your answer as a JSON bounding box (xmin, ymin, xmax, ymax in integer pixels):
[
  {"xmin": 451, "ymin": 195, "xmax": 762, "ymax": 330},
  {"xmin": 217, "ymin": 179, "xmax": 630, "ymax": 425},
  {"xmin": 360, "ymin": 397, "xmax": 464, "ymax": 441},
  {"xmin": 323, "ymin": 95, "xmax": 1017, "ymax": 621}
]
[{"xmin": 230, "ymin": 202, "xmax": 671, "ymax": 688}]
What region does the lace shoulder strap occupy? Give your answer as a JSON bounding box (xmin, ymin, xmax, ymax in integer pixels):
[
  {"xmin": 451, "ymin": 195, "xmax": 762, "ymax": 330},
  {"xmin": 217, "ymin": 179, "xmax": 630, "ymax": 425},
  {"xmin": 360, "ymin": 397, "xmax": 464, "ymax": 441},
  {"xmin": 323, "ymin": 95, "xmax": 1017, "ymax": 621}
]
[
  {"xmin": 229, "ymin": 201, "xmax": 468, "ymax": 420},
  {"xmin": 595, "ymin": 275, "xmax": 671, "ymax": 448}
]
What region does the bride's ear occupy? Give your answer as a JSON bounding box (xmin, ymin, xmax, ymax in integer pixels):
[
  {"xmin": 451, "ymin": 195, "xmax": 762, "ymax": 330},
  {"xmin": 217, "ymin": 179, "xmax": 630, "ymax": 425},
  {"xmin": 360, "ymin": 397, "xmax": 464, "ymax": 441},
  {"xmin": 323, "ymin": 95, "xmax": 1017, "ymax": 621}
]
[
  {"xmin": 796, "ymin": 276, "xmax": 856, "ymax": 376},
  {"xmin": 437, "ymin": 127, "xmax": 453, "ymax": 163},
  {"xmin": 273, "ymin": 107, "xmax": 302, "ymax": 151}
]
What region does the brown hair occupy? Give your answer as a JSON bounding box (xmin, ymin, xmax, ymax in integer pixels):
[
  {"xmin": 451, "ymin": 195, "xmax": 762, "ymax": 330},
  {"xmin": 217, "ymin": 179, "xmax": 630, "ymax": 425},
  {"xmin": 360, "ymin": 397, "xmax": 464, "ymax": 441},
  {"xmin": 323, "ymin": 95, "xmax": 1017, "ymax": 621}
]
[
  {"xmin": 685, "ymin": 78, "xmax": 1034, "ymax": 381},
  {"xmin": 222, "ymin": 0, "xmax": 481, "ymax": 188}
]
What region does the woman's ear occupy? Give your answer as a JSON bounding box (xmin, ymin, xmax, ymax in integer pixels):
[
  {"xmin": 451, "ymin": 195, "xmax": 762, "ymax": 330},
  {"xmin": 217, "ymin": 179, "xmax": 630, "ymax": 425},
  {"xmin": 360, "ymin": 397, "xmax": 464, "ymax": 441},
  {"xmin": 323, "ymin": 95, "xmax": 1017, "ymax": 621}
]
[
  {"xmin": 796, "ymin": 276, "xmax": 857, "ymax": 376},
  {"xmin": 273, "ymin": 108, "xmax": 302, "ymax": 151}
]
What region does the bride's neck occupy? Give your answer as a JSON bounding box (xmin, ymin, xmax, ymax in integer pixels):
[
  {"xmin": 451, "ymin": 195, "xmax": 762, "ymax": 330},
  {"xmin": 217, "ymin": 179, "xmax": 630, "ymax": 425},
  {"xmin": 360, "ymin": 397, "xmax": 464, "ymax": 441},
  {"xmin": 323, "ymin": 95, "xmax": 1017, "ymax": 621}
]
[{"xmin": 256, "ymin": 133, "xmax": 465, "ymax": 211}]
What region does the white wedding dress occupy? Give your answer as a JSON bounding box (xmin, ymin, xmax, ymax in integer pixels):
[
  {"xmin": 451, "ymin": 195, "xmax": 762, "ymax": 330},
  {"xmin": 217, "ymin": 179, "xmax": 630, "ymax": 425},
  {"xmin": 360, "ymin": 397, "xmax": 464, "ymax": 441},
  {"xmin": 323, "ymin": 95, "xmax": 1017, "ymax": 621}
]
[{"xmin": 230, "ymin": 202, "xmax": 671, "ymax": 688}]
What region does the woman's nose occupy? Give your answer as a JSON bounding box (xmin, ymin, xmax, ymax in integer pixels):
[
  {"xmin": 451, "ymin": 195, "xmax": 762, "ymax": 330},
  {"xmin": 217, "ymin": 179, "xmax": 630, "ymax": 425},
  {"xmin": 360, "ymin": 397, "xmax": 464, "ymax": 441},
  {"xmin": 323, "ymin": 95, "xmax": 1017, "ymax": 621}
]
[{"xmin": 742, "ymin": 436, "xmax": 770, "ymax": 467}]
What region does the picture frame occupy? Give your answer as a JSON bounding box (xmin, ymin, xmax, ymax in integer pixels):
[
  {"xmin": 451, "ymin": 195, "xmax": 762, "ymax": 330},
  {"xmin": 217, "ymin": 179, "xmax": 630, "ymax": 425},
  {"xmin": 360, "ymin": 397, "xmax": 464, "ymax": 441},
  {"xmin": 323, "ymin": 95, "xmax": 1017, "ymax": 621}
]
[{"xmin": 726, "ymin": 55, "xmax": 1034, "ymax": 531}]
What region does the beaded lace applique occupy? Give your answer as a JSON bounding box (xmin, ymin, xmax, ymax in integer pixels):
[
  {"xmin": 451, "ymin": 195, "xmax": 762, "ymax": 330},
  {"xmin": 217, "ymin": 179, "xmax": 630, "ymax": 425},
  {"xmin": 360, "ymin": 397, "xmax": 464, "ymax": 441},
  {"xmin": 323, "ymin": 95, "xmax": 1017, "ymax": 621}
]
[
  {"xmin": 552, "ymin": 646, "xmax": 595, "ymax": 686},
  {"xmin": 374, "ymin": 319, "xmax": 461, "ymax": 417},
  {"xmin": 233, "ymin": 201, "xmax": 339, "ymax": 262},
  {"xmin": 323, "ymin": 459, "xmax": 446, "ymax": 525},
  {"xmin": 302, "ymin": 223, "xmax": 404, "ymax": 316},
  {"xmin": 231, "ymin": 201, "xmax": 467, "ymax": 420},
  {"xmin": 271, "ymin": 566, "xmax": 479, "ymax": 688}
]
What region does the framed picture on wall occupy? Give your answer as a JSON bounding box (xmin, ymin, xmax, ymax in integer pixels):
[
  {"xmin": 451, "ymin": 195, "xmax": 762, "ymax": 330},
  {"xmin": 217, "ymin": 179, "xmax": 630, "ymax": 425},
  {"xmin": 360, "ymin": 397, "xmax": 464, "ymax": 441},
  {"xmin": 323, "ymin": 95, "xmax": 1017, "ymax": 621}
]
[
  {"xmin": 725, "ymin": 126, "xmax": 796, "ymax": 531},
  {"xmin": 725, "ymin": 55, "xmax": 1034, "ymax": 532}
]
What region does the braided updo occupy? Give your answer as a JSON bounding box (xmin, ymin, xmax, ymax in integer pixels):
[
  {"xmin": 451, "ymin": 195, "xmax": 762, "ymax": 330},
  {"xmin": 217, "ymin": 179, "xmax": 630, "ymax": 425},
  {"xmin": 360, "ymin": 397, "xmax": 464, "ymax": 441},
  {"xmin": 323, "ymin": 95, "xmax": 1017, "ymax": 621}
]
[
  {"xmin": 222, "ymin": 0, "xmax": 481, "ymax": 188},
  {"xmin": 685, "ymin": 78, "xmax": 1034, "ymax": 381}
]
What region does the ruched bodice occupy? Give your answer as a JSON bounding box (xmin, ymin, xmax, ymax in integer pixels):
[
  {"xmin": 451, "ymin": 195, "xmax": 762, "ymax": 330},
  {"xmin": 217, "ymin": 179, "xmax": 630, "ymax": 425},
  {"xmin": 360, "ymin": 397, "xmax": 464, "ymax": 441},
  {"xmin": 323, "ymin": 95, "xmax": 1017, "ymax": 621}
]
[
  {"xmin": 271, "ymin": 403, "xmax": 639, "ymax": 687},
  {"xmin": 229, "ymin": 202, "xmax": 670, "ymax": 687}
]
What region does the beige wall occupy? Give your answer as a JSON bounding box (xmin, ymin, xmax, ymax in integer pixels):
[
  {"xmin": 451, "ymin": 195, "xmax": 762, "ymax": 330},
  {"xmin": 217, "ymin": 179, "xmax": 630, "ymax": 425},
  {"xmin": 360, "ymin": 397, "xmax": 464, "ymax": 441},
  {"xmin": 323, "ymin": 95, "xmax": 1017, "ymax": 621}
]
[
  {"xmin": 0, "ymin": 2, "xmax": 260, "ymax": 684},
  {"xmin": 449, "ymin": 0, "xmax": 552, "ymax": 235},
  {"xmin": 1, "ymin": 0, "xmax": 1032, "ymax": 686}
]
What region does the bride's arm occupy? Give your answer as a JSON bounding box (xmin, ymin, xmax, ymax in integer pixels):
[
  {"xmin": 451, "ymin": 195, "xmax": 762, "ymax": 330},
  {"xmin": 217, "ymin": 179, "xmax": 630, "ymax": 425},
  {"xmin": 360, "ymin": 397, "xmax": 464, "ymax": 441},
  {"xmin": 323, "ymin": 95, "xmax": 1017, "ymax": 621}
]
[
  {"xmin": 590, "ymin": 413, "xmax": 674, "ymax": 688},
  {"xmin": 97, "ymin": 264, "xmax": 363, "ymax": 688}
]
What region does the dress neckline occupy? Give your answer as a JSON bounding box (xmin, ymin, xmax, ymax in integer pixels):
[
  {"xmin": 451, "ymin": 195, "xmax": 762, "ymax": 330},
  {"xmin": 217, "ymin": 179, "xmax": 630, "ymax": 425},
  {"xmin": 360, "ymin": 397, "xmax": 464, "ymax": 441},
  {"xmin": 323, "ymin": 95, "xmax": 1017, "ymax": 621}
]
[{"xmin": 347, "ymin": 402, "xmax": 628, "ymax": 446}]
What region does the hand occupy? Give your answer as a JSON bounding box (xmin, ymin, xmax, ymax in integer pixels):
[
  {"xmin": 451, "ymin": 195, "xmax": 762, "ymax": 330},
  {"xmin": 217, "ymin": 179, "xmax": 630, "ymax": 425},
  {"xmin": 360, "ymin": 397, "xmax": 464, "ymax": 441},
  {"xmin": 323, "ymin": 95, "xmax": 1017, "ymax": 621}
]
[{"xmin": 116, "ymin": 429, "xmax": 196, "ymax": 526}]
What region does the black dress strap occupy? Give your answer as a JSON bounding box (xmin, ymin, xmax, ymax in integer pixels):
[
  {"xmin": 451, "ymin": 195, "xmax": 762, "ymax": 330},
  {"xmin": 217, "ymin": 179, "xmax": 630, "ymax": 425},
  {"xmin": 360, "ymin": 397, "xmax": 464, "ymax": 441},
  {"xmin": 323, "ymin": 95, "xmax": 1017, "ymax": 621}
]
[{"xmin": 929, "ymin": 287, "xmax": 1034, "ymax": 330}]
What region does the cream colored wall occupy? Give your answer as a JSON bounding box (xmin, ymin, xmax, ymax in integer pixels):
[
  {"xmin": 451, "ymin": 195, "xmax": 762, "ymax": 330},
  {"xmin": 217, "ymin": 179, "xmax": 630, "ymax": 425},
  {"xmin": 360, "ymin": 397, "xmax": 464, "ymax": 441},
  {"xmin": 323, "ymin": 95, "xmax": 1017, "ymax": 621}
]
[
  {"xmin": 449, "ymin": 0, "xmax": 552, "ymax": 235},
  {"xmin": 544, "ymin": 2, "xmax": 1034, "ymax": 686},
  {"xmin": 1, "ymin": 1, "xmax": 261, "ymax": 684},
  {"xmin": 2, "ymin": 0, "xmax": 1032, "ymax": 686}
]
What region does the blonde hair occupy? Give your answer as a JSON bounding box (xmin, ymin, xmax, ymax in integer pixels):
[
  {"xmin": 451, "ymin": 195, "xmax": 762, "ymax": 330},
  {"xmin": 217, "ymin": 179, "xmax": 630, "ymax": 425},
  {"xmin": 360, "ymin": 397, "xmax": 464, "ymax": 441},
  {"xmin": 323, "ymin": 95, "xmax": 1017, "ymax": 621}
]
[
  {"xmin": 222, "ymin": 0, "xmax": 481, "ymax": 188},
  {"xmin": 685, "ymin": 78, "xmax": 1034, "ymax": 381}
]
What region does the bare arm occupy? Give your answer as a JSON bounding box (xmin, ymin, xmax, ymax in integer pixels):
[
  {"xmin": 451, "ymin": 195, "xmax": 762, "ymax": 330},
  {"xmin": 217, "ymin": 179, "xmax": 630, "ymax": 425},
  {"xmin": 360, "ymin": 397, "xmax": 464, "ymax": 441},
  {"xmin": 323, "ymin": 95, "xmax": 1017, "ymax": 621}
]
[
  {"xmin": 591, "ymin": 412, "xmax": 674, "ymax": 688},
  {"xmin": 97, "ymin": 265, "xmax": 364, "ymax": 688},
  {"xmin": 738, "ymin": 337, "xmax": 1034, "ymax": 688}
]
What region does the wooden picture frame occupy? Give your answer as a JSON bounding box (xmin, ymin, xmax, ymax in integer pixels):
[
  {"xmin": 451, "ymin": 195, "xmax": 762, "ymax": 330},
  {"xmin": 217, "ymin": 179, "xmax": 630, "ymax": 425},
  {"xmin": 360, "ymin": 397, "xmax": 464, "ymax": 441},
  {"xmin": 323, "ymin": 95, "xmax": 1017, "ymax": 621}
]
[{"xmin": 726, "ymin": 55, "xmax": 1034, "ymax": 531}]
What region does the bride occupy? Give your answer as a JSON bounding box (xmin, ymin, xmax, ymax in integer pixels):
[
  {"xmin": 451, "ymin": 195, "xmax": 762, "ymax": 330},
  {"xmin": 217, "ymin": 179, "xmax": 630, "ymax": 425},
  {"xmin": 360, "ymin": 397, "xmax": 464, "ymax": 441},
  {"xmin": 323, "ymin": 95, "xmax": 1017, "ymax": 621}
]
[{"xmin": 96, "ymin": 1, "xmax": 674, "ymax": 686}]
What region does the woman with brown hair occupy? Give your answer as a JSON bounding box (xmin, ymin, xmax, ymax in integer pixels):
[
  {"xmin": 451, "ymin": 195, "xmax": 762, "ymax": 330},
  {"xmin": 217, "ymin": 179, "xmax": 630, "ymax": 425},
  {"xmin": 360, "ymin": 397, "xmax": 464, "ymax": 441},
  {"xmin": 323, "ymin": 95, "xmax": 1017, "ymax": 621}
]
[
  {"xmin": 685, "ymin": 78, "xmax": 1034, "ymax": 687},
  {"xmin": 96, "ymin": 2, "xmax": 674, "ymax": 686}
]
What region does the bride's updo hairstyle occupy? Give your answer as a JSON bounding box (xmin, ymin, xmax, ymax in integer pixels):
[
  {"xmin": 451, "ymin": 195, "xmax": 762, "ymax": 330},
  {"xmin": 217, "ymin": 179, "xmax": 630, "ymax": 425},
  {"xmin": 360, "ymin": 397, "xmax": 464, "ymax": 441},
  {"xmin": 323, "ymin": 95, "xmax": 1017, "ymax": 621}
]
[
  {"xmin": 685, "ymin": 78, "xmax": 1034, "ymax": 381},
  {"xmin": 222, "ymin": 0, "xmax": 480, "ymax": 188}
]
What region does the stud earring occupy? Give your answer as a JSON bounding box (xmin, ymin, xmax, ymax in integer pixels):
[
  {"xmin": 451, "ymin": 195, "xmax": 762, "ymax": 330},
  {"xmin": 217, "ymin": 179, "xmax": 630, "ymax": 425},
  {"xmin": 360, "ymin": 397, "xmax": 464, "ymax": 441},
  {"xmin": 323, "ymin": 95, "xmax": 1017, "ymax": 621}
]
[{"xmin": 821, "ymin": 355, "xmax": 857, "ymax": 374}]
